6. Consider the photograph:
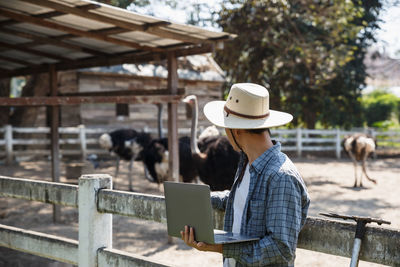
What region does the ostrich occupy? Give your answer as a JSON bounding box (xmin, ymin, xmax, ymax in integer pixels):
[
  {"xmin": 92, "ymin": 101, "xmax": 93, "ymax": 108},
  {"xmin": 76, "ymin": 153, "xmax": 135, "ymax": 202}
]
[
  {"xmin": 183, "ymin": 95, "xmax": 240, "ymax": 191},
  {"xmin": 198, "ymin": 125, "xmax": 220, "ymax": 140},
  {"xmin": 99, "ymin": 128, "xmax": 152, "ymax": 190},
  {"xmin": 342, "ymin": 133, "xmax": 377, "ymax": 187},
  {"xmin": 138, "ymin": 100, "xmax": 222, "ymax": 187},
  {"xmin": 98, "ymin": 104, "xmax": 164, "ymax": 190},
  {"xmin": 139, "ymin": 136, "xmax": 198, "ymax": 185}
]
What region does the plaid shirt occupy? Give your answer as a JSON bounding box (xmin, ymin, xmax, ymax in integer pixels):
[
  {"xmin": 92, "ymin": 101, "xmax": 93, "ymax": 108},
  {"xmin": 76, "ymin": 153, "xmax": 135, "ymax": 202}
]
[{"xmin": 211, "ymin": 141, "xmax": 310, "ymax": 266}]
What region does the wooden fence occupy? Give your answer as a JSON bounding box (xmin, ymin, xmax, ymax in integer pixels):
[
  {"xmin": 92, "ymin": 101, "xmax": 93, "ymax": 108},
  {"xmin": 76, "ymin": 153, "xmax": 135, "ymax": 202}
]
[
  {"xmin": 0, "ymin": 175, "xmax": 399, "ymax": 266},
  {"xmin": 0, "ymin": 125, "xmax": 399, "ymax": 164}
]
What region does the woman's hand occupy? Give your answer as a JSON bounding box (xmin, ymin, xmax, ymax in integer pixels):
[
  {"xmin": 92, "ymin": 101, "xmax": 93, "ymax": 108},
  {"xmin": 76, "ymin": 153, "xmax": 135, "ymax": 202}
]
[{"xmin": 180, "ymin": 225, "xmax": 223, "ymax": 253}]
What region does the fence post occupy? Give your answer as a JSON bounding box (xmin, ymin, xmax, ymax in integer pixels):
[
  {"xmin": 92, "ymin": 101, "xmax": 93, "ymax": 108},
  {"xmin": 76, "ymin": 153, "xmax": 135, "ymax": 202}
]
[
  {"xmin": 5, "ymin": 125, "xmax": 13, "ymax": 165},
  {"xmin": 79, "ymin": 174, "xmax": 112, "ymax": 267},
  {"xmin": 370, "ymin": 128, "xmax": 378, "ymax": 159},
  {"xmin": 296, "ymin": 128, "xmax": 302, "ymax": 157},
  {"xmin": 370, "ymin": 128, "xmax": 377, "ymax": 138},
  {"xmin": 336, "ymin": 128, "xmax": 341, "ymax": 159},
  {"xmin": 78, "ymin": 125, "xmax": 87, "ymax": 160}
]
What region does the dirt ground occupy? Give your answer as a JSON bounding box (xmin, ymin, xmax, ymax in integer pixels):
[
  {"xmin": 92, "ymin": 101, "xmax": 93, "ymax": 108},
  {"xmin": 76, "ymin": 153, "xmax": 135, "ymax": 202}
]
[{"xmin": 0, "ymin": 154, "xmax": 399, "ymax": 267}]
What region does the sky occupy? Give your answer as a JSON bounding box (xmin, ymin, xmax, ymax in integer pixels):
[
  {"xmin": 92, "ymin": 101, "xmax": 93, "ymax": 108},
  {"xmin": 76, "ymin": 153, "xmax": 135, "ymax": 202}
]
[{"xmin": 374, "ymin": 3, "xmax": 400, "ymax": 58}]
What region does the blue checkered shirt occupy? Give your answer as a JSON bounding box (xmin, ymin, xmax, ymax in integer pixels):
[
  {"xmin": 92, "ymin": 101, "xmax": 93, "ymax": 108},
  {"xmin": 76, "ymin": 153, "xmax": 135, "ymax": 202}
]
[{"xmin": 211, "ymin": 141, "xmax": 310, "ymax": 266}]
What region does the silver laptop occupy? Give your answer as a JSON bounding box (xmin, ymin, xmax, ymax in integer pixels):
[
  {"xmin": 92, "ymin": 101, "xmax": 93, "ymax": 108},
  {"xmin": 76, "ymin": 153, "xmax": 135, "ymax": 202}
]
[{"xmin": 163, "ymin": 181, "xmax": 259, "ymax": 244}]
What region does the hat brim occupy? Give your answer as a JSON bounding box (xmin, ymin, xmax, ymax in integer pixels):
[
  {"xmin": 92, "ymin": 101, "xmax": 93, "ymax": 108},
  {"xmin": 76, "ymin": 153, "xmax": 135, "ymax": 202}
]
[{"xmin": 204, "ymin": 101, "xmax": 293, "ymax": 129}]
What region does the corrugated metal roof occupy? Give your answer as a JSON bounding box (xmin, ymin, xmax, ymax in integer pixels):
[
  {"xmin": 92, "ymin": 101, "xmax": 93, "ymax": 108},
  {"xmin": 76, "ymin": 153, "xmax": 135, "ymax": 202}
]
[{"xmin": 0, "ymin": 0, "xmax": 235, "ymax": 78}]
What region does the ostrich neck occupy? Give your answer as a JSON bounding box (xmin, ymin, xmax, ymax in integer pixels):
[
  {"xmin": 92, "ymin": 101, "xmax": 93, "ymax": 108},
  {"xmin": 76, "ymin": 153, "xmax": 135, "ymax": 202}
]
[{"xmin": 190, "ymin": 98, "xmax": 201, "ymax": 155}]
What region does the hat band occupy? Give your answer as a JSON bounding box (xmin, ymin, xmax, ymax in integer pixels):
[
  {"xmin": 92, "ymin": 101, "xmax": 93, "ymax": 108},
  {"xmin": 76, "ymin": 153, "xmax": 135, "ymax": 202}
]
[{"xmin": 224, "ymin": 105, "xmax": 269, "ymax": 119}]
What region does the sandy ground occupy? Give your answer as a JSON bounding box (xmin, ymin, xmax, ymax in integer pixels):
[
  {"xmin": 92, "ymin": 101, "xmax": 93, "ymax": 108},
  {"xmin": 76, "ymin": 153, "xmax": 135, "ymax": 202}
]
[{"xmin": 0, "ymin": 154, "xmax": 399, "ymax": 267}]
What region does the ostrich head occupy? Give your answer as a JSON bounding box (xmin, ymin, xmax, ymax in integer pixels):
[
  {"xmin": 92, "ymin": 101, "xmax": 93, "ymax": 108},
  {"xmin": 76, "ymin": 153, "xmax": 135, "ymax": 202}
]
[{"xmin": 199, "ymin": 125, "xmax": 220, "ymax": 140}]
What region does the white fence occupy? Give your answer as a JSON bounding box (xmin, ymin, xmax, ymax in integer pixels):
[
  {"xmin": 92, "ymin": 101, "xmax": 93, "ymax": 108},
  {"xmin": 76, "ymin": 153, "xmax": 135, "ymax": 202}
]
[
  {"xmin": 0, "ymin": 175, "xmax": 399, "ymax": 266},
  {"xmin": 0, "ymin": 125, "xmax": 399, "ymax": 164}
]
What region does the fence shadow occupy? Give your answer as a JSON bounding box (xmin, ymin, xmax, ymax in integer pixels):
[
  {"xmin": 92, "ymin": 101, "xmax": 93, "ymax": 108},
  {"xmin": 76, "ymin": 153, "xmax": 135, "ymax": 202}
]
[{"xmin": 310, "ymin": 195, "xmax": 394, "ymax": 220}]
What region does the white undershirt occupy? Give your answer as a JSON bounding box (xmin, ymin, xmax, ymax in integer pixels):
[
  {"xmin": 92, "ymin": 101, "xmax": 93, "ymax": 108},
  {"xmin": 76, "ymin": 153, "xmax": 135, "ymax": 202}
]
[{"xmin": 224, "ymin": 164, "xmax": 250, "ymax": 267}]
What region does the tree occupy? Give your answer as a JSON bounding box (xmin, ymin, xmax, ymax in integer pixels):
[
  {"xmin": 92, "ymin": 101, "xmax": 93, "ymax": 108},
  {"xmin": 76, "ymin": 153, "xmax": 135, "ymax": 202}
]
[
  {"xmin": 319, "ymin": 0, "xmax": 383, "ymax": 129},
  {"xmin": 215, "ymin": 0, "xmax": 383, "ymax": 128},
  {"xmin": 362, "ymin": 89, "xmax": 399, "ymax": 128}
]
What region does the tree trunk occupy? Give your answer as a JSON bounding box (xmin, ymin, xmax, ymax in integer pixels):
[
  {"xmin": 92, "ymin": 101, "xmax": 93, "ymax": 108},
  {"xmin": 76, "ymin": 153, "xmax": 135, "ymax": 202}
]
[
  {"xmin": 304, "ymin": 110, "xmax": 316, "ymax": 129},
  {"xmin": 0, "ymin": 79, "xmax": 11, "ymax": 127},
  {"xmin": 10, "ymin": 74, "xmax": 50, "ymax": 127}
]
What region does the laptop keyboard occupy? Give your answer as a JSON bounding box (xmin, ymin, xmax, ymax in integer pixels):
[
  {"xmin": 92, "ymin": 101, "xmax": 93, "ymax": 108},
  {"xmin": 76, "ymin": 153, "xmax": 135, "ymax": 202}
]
[{"xmin": 215, "ymin": 234, "xmax": 236, "ymax": 241}]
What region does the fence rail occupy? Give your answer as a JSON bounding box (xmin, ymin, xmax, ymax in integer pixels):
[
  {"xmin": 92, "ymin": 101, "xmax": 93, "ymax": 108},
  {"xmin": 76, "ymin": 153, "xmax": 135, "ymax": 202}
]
[
  {"xmin": 0, "ymin": 175, "xmax": 399, "ymax": 266},
  {"xmin": 0, "ymin": 125, "xmax": 399, "ymax": 164},
  {"xmin": 0, "ymin": 223, "xmax": 78, "ymax": 265}
]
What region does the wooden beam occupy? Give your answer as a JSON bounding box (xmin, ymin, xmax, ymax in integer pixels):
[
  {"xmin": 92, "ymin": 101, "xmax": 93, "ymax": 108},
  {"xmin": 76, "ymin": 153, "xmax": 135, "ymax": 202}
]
[
  {"xmin": 19, "ymin": 0, "xmax": 144, "ymax": 30},
  {"xmin": 0, "ymin": 3, "xmax": 100, "ymax": 27},
  {"xmin": 59, "ymin": 88, "xmax": 185, "ymax": 97},
  {"xmin": 167, "ymin": 52, "xmax": 179, "ymax": 182},
  {"xmin": 0, "ymin": 54, "xmax": 37, "ymax": 67},
  {"xmin": 0, "ymin": 95, "xmax": 183, "ymax": 106},
  {"xmin": 0, "ymin": 8, "xmax": 162, "ymax": 52},
  {"xmin": 19, "ymin": 0, "xmax": 215, "ymax": 44},
  {"xmin": 0, "ymin": 28, "xmax": 130, "ymax": 56},
  {"xmin": 45, "ymin": 27, "xmax": 129, "ymax": 41},
  {"xmin": 0, "ymin": 27, "xmax": 108, "ymax": 57},
  {"xmin": 143, "ymin": 21, "xmax": 171, "ymax": 30},
  {"xmin": 0, "ymin": 40, "xmax": 72, "ymax": 62},
  {"xmin": 90, "ymin": 27, "xmax": 128, "ymax": 35},
  {"xmin": 43, "ymin": 27, "xmax": 129, "ymax": 43}
]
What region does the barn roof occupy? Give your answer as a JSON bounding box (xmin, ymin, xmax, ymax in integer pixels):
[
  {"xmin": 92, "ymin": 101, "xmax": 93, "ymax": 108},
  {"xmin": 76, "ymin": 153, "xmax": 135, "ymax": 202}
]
[{"xmin": 0, "ymin": 0, "xmax": 235, "ymax": 79}]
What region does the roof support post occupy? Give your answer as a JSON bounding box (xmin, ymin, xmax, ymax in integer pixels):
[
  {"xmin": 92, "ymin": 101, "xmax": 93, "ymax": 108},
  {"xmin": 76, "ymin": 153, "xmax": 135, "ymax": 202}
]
[
  {"xmin": 167, "ymin": 52, "xmax": 180, "ymax": 182},
  {"xmin": 49, "ymin": 64, "xmax": 61, "ymax": 223}
]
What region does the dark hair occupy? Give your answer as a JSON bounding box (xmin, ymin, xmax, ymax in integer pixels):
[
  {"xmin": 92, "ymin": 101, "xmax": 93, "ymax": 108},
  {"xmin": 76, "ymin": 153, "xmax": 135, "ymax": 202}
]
[{"xmin": 245, "ymin": 128, "xmax": 271, "ymax": 136}]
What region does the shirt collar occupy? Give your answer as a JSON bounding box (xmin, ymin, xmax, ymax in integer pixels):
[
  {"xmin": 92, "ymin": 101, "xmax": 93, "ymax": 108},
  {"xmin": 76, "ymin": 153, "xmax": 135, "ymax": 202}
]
[{"xmin": 250, "ymin": 140, "xmax": 281, "ymax": 174}]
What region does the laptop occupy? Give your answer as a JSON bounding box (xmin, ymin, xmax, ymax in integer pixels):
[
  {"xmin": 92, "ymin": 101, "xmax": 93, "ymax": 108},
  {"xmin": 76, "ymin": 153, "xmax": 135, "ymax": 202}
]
[{"xmin": 163, "ymin": 181, "xmax": 260, "ymax": 244}]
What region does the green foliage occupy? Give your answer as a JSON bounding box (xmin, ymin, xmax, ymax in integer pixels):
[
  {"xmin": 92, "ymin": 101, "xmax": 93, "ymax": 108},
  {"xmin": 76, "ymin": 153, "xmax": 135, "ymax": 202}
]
[
  {"xmin": 362, "ymin": 89, "xmax": 399, "ymax": 128},
  {"xmin": 215, "ymin": 0, "xmax": 383, "ymax": 129},
  {"xmin": 319, "ymin": 0, "xmax": 383, "ymax": 129}
]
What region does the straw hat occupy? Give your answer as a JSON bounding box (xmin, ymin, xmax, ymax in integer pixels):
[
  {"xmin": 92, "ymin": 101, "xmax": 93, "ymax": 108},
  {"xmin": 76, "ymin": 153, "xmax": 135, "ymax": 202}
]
[{"xmin": 203, "ymin": 83, "xmax": 292, "ymax": 129}]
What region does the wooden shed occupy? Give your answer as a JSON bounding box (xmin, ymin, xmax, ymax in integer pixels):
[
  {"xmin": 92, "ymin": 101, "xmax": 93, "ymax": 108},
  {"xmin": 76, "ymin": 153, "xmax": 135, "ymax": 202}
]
[
  {"xmin": 0, "ymin": 0, "xmax": 235, "ymax": 221},
  {"xmin": 56, "ymin": 53, "xmax": 226, "ymax": 132}
]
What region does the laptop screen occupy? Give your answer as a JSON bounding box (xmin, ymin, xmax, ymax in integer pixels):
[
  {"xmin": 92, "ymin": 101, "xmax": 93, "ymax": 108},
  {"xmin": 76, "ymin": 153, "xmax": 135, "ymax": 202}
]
[{"xmin": 163, "ymin": 181, "xmax": 216, "ymax": 243}]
